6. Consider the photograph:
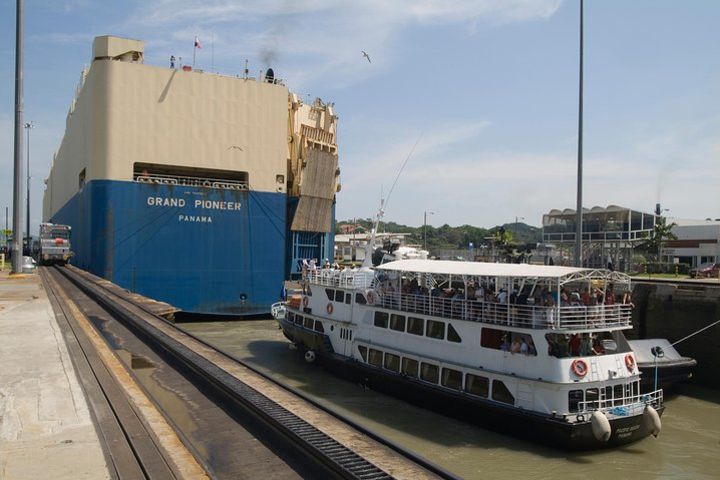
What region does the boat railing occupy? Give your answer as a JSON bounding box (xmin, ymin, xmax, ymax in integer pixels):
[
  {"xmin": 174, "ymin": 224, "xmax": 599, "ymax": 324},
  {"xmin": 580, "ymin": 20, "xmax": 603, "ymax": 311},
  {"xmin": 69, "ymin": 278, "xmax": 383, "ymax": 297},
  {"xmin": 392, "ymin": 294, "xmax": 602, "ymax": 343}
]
[
  {"xmin": 307, "ymin": 270, "xmax": 374, "ymax": 289},
  {"xmin": 375, "ymin": 292, "xmax": 632, "ymax": 330},
  {"xmin": 577, "ymin": 389, "xmax": 663, "ymax": 417},
  {"xmin": 134, "ymin": 173, "xmax": 249, "ymax": 190}
]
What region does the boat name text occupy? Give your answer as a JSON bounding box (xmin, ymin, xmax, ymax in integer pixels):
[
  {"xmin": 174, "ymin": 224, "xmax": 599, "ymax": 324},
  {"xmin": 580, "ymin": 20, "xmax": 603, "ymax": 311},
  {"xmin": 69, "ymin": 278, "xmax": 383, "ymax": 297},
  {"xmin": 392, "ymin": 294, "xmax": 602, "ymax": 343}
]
[{"xmin": 146, "ymin": 196, "xmax": 242, "ymax": 211}]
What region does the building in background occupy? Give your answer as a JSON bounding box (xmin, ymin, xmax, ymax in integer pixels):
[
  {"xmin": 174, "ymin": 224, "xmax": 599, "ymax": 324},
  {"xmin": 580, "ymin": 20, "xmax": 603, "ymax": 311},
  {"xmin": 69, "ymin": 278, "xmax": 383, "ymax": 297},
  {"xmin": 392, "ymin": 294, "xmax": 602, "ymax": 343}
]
[
  {"xmin": 663, "ymin": 218, "xmax": 720, "ymax": 267},
  {"xmin": 542, "ymin": 205, "xmax": 656, "ymax": 271},
  {"xmin": 43, "ymin": 36, "xmax": 339, "ymax": 315}
]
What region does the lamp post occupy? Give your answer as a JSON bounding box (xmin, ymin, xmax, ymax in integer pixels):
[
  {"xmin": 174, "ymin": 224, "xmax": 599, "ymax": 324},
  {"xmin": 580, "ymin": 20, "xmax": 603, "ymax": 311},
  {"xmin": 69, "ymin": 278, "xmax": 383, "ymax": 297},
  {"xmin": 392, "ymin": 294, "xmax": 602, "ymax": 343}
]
[
  {"xmin": 574, "ymin": 0, "xmax": 584, "ymax": 268},
  {"xmin": 24, "ymin": 121, "xmax": 33, "ymax": 253},
  {"xmin": 423, "ymin": 211, "xmax": 434, "ymax": 252},
  {"xmin": 11, "ymin": 0, "xmax": 25, "ymax": 274},
  {"xmin": 514, "ymin": 216, "xmax": 525, "ymax": 238}
]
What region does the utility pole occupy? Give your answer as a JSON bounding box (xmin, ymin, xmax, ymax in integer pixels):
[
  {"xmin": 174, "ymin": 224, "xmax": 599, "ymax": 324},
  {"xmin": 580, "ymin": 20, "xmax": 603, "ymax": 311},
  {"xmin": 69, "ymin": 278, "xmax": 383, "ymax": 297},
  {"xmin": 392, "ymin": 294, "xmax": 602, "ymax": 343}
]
[
  {"xmin": 25, "ymin": 121, "xmax": 33, "ymax": 253},
  {"xmin": 423, "ymin": 211, "xmax": 434, "ymax": 252},
  {"xmin": 11, "ymin": 0, "xmax": 25, "ymax": 274},
  {"xmin": 574, "ymin": 0, "xmax": 584, "ymax": 268}
]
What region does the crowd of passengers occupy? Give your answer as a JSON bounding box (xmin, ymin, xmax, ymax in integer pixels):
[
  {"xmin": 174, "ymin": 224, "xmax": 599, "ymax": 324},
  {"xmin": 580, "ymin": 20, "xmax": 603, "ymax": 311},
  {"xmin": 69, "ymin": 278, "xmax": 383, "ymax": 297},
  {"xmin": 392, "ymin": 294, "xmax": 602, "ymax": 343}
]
[
  {"xmin": 379, "ymin": 277, "xmax": 633, "ymax": 308},
  {"xmin": 546, "ymin": 332, "xmax": 609, "ymax": 357}
]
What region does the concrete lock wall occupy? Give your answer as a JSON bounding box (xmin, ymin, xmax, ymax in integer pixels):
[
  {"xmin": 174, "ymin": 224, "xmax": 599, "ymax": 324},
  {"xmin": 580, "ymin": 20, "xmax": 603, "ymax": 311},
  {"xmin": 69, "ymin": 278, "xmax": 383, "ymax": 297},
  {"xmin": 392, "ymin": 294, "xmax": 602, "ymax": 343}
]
[{"xmin": 629, "ymin": 282, "xmax": 720, "ymax": 388}]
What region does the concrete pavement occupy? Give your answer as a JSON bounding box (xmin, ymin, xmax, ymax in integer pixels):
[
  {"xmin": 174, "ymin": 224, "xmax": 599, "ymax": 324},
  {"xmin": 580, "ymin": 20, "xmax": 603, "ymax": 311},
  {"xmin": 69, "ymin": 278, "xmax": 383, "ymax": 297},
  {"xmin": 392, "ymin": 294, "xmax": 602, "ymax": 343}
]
[{"xmin": 0, "ymin": 270, "xmax": 109, "ymax": 480}]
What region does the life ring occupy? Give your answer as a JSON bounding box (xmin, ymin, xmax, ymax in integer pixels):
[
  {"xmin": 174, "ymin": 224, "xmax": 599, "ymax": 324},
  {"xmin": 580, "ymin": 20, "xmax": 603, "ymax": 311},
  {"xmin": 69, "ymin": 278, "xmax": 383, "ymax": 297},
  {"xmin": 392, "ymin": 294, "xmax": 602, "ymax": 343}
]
[
  {"xmin": 302, "ymin": 296, "xmax": 309, "ymax": 308},
  {"xmin": 625, "ymin": 354, "xmax": 635, "ymax": 372},
  {"xmin": 326, "ymin": 303, "xmax": 334, "ymax": 315},
  {"xmin": 366, "ymin": 291, "xmax": 375, "ymax": 304},
  {"xmin": 571, "ymin": 359, "xmax": 588, "ymax": 377}
]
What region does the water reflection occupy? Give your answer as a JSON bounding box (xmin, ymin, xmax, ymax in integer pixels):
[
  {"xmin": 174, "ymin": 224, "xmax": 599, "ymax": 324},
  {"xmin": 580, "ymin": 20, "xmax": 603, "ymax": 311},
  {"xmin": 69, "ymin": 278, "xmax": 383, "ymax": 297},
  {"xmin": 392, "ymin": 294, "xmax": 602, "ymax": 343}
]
[{"xmin": 181, "ymin": 319, "xmax": 720, "ymax": 480}]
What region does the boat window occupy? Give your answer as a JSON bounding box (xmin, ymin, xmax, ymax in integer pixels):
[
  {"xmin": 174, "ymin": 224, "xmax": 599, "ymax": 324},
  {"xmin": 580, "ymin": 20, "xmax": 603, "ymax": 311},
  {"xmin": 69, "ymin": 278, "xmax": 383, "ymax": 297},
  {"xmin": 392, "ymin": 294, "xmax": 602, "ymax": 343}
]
[
  {"xmin": 546, "ymin": 331, "xmax": 630, "ymax": 358},
  {"xmin": 355, "ymin": 293, "xmax": 367, "ymax": 305},
  {"xmin": 304, "ymin": 317, "xmax": 314, "ymax": 329},
  {"xmin": 420, "ymin": 363, "xmax": 439, "ymax": 384},
  {"xmin": 491, "ymin": 380, "xmax": 515, "ymax": 405},
  {"xmin": 325, "ymin": 288, "xmax": 334, "ymax": 300},
  {"xmin": 613, "ymin": 385, "xmax": 624, "ymax": 405},
  {"xmin": 401, "ymin": 358, "xmax": 419, "ymax": 378},
  {"xmin": 345, "ymin": 293, "xmax": 351, "ymax": 304},
  {"xmin": 384, "ymin": 353, "xmax": 400, "ymax": 372},
  {"xmin": 374, "ymin": 311, "xmax": 389, "ymax": 328},
  {"xmin": 288, "ymin": 312, "xmax": 295, "ymax": 322},
  {"xmin": 465, "ymin": 374, "xmax": 489, "ymax": 398},
  {"xmin": 447, "ymin": 324, "xmax": 462, "ymax": 343},
  {"xmin": 407, "ymin": 317, "xmax": 424, "ymax": 336},
  {"xmin": 585, "ymin": 388, "xmax": 599, "ymax": 409},
  {"xmin": 368, "ymin": 348, "xmax": 383, "ymax": 367},
  {"xmin": 314, "ymin": 321, "xmax": 324, "ymax": 333},
  {"xmin": 482, "ymin": 328, "xmax": 536, "ymax": 355},
  {"xmin": 335, "ymin": 290, "xmax": 345, "ymax": 302},
  {"xmin": 441, "ymin": 368, "xmax": 463, "ymax": 390},
  {"xmin": 358, "ymin": 345, "xmax": 368, "ymax": 362},
  {"xmin": 390, "ymin": 314, "xmax": 406, "ymax": 332},
  {"xmin": 568, "ymin": 390, "xmax": 583, "ymax": 413},
  {"xmin": 295, "ymin": 315, "xmax": 303, "ymax": 325},
  {"xmin": 426, "ymin": 320, "xmax": 445, "ymax": 340}
]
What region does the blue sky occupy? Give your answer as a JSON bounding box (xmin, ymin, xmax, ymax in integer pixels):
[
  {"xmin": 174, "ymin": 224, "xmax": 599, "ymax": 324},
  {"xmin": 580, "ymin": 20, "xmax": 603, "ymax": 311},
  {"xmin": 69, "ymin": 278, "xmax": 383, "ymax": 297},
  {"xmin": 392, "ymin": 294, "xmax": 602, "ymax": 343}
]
[{"xmin": 1, "ymin": 0, "xmax": 718, "ymax": 236}]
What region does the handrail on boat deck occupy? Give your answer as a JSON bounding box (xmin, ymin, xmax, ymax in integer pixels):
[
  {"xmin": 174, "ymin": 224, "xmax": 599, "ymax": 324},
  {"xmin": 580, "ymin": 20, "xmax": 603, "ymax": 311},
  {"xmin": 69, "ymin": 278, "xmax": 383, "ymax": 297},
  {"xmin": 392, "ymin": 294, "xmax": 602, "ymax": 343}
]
[
  {"xmin": 306, "ymin": 270, "xmax": 374, "ymax": 289},
  {"xmin": 577, "ymin": 389, "xmax": 663, "ymax": 417},
  {"xmin": 374, "ymin": 292, "xmax": 632, "ymax": 330}
]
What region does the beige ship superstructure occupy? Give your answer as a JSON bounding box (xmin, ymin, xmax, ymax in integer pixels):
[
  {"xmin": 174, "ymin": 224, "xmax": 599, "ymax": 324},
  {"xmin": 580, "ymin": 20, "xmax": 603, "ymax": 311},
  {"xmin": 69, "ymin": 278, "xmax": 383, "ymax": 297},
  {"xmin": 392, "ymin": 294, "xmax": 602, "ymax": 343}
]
[{"xmin": 43, "ymin": 35, "xmax": 340, "ymax": 314}]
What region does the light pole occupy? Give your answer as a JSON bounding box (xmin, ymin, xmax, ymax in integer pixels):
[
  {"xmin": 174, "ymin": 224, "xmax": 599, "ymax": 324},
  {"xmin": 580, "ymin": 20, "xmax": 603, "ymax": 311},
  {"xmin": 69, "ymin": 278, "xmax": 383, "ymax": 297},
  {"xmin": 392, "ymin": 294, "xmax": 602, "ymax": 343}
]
[
  {"xmin": 24, "ymin": 121, "xmax": 33, "ymax": 253},
  {"xmin": 574, "ymin": 0, "xmax": 584, "ymax": 268},
  {"xmin": 11, "ymin": 0, "xmax": 25, "ymax": 274},
  {"xmin": 423, "ymin": 211, "xmax": 434, "ymax": 252},
  {"xmin": 514, "ymin": 216, "xmax": 525, "ymax": 238}
]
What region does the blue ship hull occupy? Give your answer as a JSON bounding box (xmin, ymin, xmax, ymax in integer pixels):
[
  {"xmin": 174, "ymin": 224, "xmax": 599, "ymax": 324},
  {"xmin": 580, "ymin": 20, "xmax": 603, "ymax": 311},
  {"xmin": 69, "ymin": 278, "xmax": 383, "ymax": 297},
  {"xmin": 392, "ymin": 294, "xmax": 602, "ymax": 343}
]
[{"xmin": 51, "ymin": 180, "xmax": 287, "ymax": 315}]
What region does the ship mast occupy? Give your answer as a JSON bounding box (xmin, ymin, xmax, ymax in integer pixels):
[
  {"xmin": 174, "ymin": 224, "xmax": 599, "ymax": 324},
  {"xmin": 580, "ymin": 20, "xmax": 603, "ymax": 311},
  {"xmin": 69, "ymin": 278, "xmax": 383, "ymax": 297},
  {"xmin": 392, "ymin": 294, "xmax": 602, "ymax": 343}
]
[{"xmin": 361, "ymin": 135, "xmax": 421, "ymax": 269}]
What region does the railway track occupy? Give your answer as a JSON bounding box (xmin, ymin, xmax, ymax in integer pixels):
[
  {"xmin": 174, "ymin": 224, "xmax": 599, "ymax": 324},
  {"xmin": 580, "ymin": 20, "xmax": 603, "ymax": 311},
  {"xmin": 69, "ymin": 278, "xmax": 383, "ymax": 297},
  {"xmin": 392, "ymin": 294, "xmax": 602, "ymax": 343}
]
[{"xmin": 42, "ymin": 266, "xmax": 454, "ymax": 480}]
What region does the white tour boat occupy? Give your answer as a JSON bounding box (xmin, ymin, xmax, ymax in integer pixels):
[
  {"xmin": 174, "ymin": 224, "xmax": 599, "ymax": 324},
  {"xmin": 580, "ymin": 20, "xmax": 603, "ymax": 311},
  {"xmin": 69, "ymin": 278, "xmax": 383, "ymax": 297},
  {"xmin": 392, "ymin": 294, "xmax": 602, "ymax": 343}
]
[{"xmin": 279, "ymin": 257, "xmax": 664, "ymax": 450}]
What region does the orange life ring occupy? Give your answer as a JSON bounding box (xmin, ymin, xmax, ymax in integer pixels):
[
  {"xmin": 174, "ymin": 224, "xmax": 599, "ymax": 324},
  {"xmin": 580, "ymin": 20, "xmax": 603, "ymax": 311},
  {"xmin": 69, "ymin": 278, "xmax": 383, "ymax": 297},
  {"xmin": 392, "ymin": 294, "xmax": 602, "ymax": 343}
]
[
  {"xmin": 571, "ymin": 359, "xmax": 588, "ymax": 377},
  {"xmin": 625, "ymin": 354, "xmax": 635, "ymax": 372},
  {"xmin": 326, "ymin": 303, "xmax": 334, "ymax": 314},
  {"xmin": 366, "ymin": 291, "xmax": 375, "ymax": 304},
  {"xmin": 302, "ymin": 296, "xmax": 309, "ymax": 308}
]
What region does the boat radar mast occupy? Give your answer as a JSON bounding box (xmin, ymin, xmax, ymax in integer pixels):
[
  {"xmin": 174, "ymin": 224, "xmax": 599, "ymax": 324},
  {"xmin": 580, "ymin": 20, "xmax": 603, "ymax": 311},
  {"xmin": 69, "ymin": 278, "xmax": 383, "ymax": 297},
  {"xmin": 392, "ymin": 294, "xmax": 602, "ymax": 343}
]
[{"xmin": 360, "ymin": 134, "xmax": 421, "ymax": 269}]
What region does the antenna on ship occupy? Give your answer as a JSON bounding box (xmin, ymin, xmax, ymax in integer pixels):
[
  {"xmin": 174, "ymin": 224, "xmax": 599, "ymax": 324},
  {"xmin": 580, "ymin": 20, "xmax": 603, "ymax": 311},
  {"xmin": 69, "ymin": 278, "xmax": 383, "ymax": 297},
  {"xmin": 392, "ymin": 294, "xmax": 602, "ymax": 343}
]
[{"xmin": 361, "ymin": 134, "xmax": 422, "ymax": 268}]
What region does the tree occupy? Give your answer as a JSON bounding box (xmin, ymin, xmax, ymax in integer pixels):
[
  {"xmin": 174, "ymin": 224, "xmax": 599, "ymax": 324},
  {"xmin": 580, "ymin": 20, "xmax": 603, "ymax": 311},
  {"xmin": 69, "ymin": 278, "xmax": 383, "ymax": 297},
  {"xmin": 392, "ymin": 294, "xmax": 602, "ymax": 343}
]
[{"xmin": 637, "ymin": 216, "xmax": 677, "ymax": 260}]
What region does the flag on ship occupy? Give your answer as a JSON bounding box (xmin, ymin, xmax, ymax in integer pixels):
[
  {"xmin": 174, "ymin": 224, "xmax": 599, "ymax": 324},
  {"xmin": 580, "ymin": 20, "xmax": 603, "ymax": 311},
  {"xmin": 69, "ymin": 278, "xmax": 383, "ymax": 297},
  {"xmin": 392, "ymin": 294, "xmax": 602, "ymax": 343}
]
[{"xmin": 194, "ymin": 36, "xmax": 202, "ymax": 49}]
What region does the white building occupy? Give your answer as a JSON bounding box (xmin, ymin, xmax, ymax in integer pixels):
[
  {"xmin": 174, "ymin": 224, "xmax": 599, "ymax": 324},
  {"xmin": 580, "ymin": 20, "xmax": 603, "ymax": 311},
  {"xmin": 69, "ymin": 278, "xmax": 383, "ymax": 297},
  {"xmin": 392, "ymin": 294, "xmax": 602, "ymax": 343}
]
[{"xmin": 663, "ymin": 218, "xmax": 720, "ymax": 267}]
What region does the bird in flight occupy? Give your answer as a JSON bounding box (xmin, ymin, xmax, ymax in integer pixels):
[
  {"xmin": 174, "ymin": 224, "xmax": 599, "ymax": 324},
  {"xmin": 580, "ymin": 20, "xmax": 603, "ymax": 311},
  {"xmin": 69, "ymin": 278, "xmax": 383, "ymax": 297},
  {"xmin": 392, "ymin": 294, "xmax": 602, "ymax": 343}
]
[
  {"xmin": 361, "ymin": 51, "xmax": 371, "ymax": 63},
  {"xmin": 228, "ymin": 145, "xmax": 243, "ymax": 151}
]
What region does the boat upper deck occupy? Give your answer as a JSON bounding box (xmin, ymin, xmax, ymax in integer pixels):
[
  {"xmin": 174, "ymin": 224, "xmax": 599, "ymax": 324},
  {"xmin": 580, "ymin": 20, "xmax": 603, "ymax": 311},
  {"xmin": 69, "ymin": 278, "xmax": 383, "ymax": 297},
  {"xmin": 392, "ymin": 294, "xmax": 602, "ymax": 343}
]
[{"xmin": 307, "ymin": 260, "xmax": 633, "ymax": 331}]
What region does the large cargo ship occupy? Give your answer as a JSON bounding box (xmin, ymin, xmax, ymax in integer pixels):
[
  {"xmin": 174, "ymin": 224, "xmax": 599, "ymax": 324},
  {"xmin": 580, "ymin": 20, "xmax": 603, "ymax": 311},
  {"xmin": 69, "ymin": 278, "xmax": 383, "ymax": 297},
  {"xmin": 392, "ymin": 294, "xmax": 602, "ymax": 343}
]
[{"xmin": 43, "ymin": 36, "xmax": 340, "ymax": 315}]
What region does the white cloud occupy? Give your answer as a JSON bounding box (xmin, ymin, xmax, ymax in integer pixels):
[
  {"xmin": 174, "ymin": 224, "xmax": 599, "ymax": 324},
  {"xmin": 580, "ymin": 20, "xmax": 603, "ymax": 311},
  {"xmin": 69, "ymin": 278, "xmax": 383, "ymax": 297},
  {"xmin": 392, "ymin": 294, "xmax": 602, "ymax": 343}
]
[
  {"xmin": 122, "ymin": 0, "xmax": 562, "ymax": 88},
  {"xmin": 336, "ymin": 116, "xmax": 720, "ymax": 227}
]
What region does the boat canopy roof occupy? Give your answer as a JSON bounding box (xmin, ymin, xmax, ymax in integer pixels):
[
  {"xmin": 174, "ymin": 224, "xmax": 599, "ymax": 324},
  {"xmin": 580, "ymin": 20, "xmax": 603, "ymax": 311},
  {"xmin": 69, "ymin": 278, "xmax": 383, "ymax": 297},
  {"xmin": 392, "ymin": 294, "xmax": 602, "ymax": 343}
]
[{"xmin": 376, "ymin": 260, "xmax": 630, "ymax": 285}]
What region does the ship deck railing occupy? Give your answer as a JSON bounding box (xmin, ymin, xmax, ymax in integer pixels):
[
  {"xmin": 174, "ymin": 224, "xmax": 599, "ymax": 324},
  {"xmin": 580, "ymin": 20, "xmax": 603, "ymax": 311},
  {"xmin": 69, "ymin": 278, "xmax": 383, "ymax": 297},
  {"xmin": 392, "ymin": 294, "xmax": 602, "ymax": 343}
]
[
  {"xmin": 134, "ymin": 173, "xmax": 248, "ymax": 190},
  {"xmin": 307, "ymin": 269, "xmax": 375, "ymax": 289},
  {"xmin": 375, "ymin": 292, "xmax": 632, "ymax": 330},
  {"xmin": 577, "ymin": 389, "xmax": 663, "ymax": 418}
]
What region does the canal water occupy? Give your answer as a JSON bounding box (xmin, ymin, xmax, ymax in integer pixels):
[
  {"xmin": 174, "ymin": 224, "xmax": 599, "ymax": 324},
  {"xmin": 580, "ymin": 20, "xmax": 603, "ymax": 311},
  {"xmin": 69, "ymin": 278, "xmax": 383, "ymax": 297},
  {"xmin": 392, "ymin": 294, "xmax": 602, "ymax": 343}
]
[{"xmin": 181, "ymin": 319, "xmax": 720, "ymax": 480}]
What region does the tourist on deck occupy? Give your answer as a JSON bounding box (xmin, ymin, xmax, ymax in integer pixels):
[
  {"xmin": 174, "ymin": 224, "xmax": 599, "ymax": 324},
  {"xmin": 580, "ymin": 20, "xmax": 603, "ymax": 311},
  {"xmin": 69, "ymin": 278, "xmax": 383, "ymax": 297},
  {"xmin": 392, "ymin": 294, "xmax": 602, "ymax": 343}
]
[
  {"xmin": 500, "ymin": 335, "xmax": 511, "ymax": 352},
  {"xmin": 568, "ymin": 333, "xmax": 582, "ymax": 356},
  {"xmin": 301, "ymin": 258, "xmax": 309, "ymax": 279},
  {"xmin": 520, "ymin": 337, "xmax": 529, "ymax": 355},
  {"xmin": 581, "ymin": 288, "xmax": 591, "ymax": 306}
]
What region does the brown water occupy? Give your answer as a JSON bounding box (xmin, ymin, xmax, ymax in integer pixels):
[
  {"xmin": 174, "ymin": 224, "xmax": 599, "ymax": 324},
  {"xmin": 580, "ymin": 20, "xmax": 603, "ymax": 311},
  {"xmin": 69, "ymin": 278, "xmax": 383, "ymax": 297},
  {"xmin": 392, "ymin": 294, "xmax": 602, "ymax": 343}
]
[{"xmin": 181, "ymin": 319, "xmax": 720, "ymax": 480}]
